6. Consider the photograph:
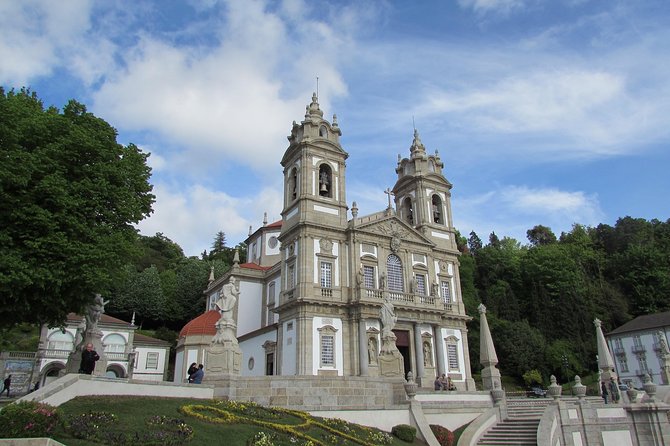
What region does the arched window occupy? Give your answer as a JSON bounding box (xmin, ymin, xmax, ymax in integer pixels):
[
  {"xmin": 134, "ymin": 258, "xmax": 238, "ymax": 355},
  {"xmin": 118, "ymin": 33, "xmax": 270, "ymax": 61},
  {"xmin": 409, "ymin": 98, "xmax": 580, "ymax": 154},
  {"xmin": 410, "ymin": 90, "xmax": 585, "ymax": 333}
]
[
  {"xmin": 386, "ymin": 254, "xmax": 404, "ymax": 292},
  {"xmin": 432, "ymin": 195, "xmax": 443, "ymax": 224},
  {"xmin": 318, "ymin": 164, "xmax": 332, "ymax": 198},
  {"xmin": 319, "ymin": 125, "xmax": 328, "ymax": 137},
  {"xmin": 289, "ymin": 167, "xmax": 298, "ymax": 200},
  {"xmin": 403, "ymin": 197, "xmax": 413, "ymax": 225},
  {"xmin": 103, "ymin": 333, "xmax": 126, "ymax": 353},
  {"xmin": 47, "ymin": 331, "xmax": 74, "ymax": 352}
]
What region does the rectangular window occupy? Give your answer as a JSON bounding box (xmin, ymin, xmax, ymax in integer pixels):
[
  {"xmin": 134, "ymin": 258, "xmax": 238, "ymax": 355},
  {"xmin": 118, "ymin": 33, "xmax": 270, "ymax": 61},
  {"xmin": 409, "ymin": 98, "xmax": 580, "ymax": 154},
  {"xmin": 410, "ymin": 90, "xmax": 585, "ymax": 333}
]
[
  {"xmin": 268, "ymin": 282, "xmax": 275, "ymax": 304},
  {"xmin": 363, "ymin": 265, "xmax": 375, "ymax": 289},
  {"xmin": 441, "ymin": 281, "xmax": 451, "ymax": 303},
  {"xmin": 633, "ymin": 335, "xmax": 643, "ymax": 348},
  {"xmin": 618, "ymin": 356, "xmax": 629, "ymax": 372},
  {"xmin": 321, "ymin": 335, "xmax": 334, "ymax": 366},
  {"xmin": 638, "ymin": 354, "xmax": 649, "ymax": 372},
  {"xmin": 320, "ymin": 261, "xmax": 332, "ymax": 288},
  {"xmin": 447, "ymin": 344, "xmax": 459, "ymax": 370},
  {"xmin": 415, "ymin": 274, "xmax": 426, "ymax": 295},
  {"xmin": 146, "ymin": 352, "xmax": 159, "ymax": 370}
]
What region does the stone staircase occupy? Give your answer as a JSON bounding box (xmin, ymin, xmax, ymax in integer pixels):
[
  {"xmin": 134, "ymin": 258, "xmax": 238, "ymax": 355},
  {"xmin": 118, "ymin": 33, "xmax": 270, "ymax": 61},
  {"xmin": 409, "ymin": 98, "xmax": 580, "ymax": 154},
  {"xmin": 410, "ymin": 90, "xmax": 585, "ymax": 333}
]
[{"xmin": 477, "ymin": 399, "xmax": 550, "ymax": 445}]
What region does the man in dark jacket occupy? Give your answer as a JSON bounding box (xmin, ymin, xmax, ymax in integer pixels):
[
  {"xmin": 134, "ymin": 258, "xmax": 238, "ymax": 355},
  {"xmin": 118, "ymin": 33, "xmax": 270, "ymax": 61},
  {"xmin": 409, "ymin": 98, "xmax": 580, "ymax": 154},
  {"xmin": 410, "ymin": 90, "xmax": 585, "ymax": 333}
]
[
  {"xmin": 1, "ymin": 375, "xmax": 10, "ymax": 397},
  {"xmin": 79, "ymin": 343, "xmax": 100, "ymax": 374}
]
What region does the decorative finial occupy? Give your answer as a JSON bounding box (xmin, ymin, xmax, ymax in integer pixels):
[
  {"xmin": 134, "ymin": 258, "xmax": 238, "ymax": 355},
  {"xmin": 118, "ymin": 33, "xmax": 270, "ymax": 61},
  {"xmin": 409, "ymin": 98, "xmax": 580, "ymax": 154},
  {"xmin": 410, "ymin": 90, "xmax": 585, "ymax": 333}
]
[
  {"xmin": 130, "ymin": 311, "xmax": 136, "ymax": 326},
  {"xmin": 233, "ymin": 249, "xmax": 240, "ymax": 266},
  {"xmin": 351, "ymin": 201, "xmax": 358, "ymax": 218},
  {"xmin": 248, "ymin": 225, "xmax": 253, "ymax": 236},
  {"xmin": 263, "ymin": 212, "xmax": 268, "ymax": 226},
  {"xmin": 478, "ymin": 303, "xmax": 487, "ymax": 314},
  {"xmin": 332, "ymin": 114, "xmax": 338, "ymax": 127},
  {"xmin": 208, "ymin": 265, "xmax": 215, "ymax": 284}
]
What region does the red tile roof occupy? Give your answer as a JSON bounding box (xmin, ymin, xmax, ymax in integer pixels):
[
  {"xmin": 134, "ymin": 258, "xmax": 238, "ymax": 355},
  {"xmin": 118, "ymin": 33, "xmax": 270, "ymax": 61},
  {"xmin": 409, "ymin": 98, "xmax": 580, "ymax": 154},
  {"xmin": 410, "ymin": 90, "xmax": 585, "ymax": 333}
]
[
  {"xmin": 67, "ymin": 313, "xmax": 130, "ymax": 326},
  {"xmin": 179, "ymin": 310, "xmax": 219, "ymax": 337},
  {"xmin": 267, "ymin": 220, "xmax": 282, "ymax": 229}
]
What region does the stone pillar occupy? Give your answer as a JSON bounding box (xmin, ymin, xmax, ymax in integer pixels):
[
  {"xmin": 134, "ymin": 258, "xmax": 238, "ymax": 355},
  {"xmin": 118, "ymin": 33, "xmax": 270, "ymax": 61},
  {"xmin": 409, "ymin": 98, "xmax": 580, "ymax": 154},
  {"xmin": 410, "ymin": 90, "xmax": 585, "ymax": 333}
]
[
  {"xmin": 204, "ymin": 318, "xmax": 241, "ymax": 378},
  {"xmin": 359, "ymin": 318, "xmax": 368, "ymax": 376},
  {"xmin": 413, "ymin": 323, "xmax": 425, "ymax": 387},
  {"xmin": 434, "ymin": 325, "xmax": 446, "ymax": 376},
  {"xmin": 479, "ymin": 304, "xmax": 501, "ymax": 391},
  {"xmin": 594, "ymin": 318, "xmax": 616, "ymax": 382}
]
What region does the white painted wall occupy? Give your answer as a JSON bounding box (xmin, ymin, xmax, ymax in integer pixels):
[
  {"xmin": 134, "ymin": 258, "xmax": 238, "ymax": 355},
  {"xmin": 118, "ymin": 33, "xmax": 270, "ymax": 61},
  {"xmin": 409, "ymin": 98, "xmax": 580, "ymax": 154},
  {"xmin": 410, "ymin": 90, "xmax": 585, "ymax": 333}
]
[
  {"xmin": 237, "ymin": 281, "xmax": 263, "ymax": 337},
  {"xmin": 174, "ymin": 350, "xmax": 184, "ymax": 383},
  {"xmin": 239, "ymin": 329, "xmax": 277, "ymax": 376},
  {"xmin": 132, "ymin": 345, "xmax": 168, "ymax": 381}
]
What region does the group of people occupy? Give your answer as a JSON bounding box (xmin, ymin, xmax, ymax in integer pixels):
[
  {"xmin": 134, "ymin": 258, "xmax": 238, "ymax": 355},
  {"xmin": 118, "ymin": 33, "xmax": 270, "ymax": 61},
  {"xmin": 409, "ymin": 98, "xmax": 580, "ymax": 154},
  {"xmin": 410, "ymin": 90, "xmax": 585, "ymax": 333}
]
[
  {"xmin": 187, "ymin": 363, "xmax": 204, "ymax": 384},
  {"xmin": 434, "ymin": 374, "xmax": 456, "ymax": 391},
  {"xmin": 601, "ymin": 376, "xmax": 622, "ymax": 404}
]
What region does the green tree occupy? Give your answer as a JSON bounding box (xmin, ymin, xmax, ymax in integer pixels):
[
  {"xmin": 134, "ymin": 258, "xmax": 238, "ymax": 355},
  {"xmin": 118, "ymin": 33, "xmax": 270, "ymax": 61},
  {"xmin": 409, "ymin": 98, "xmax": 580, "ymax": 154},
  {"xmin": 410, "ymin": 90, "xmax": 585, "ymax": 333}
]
[
  {"xmin": 136, "ymin": 233, "xmax": 185, "ymax": 272},
  {"xmin": 0, "ymin": 88, "xmax": 154, "ymax": 328},
  {"xmin": 527, "ymin": 225, "xmax": 557, "ymax": 246}
]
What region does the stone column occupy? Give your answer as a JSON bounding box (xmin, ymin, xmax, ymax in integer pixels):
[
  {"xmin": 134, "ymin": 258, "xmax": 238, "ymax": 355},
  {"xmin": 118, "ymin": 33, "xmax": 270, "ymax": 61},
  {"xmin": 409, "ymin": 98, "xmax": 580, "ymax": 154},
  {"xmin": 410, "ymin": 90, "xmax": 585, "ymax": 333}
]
[
  {"xmin": 594, "ymin": 318, "xmax": 616, "ymax": 382},
  {"xmin": 479, "ymin": 304, "xmax": 501, "ymax": 391},
  {"xmin": 434, "ymin": 325, "xmax": 446, "ymax": 376},
  {"xmin": 413, "ymin": 323, "xmax": 425, "ymax": 386},
  {"xmin": 359, "ymin": 318, "xmax": 368, "ymax": 376}
]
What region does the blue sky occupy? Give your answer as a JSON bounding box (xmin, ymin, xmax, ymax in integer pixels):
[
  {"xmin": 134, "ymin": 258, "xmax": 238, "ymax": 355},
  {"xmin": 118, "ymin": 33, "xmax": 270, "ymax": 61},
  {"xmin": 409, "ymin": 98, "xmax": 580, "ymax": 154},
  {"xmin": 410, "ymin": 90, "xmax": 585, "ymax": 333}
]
[{"xmin": 2, "ymin": 0, "xmax": 669, "ymax": 256}]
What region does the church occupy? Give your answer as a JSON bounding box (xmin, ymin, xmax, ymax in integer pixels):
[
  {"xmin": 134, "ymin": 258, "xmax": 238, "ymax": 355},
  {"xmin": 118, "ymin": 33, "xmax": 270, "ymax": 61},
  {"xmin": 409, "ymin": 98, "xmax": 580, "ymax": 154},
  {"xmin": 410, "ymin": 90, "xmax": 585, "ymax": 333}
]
[{"xmin": 176, "ymin": 94, "xmax": 475, "ymax": 389}]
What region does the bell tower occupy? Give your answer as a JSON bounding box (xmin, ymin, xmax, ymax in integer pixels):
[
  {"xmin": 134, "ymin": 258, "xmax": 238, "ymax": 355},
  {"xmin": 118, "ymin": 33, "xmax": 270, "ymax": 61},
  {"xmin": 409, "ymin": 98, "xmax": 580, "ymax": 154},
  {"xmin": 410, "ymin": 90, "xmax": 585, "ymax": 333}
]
[
  {"xmin": 280, "ymin": 93, "xmax": 349, "ymax": 231},
  {"xmin": 392, "ymin": 129, "xmax": 458, "ymax": 251}
]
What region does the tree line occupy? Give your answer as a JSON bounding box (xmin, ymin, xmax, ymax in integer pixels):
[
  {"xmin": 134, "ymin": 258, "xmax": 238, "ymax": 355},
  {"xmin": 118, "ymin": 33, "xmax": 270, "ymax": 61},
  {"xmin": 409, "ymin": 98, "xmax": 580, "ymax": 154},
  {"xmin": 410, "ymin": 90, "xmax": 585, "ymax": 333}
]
[{"xmin": 456, "ymin": 218, "xmax": 670, "ymax": 384}]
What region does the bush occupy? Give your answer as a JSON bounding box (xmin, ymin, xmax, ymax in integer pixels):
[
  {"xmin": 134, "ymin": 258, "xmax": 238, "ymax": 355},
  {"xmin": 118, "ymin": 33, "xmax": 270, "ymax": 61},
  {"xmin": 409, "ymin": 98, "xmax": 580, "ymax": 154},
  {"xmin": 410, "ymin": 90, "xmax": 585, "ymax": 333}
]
[
  {"xmin": 391, "ymin": 424, "xmax": 416, "ymax": 442},
  {"xmin": 0, "ymin": 401, "xmax": 60, "ymax": 438},
  {"xmin": 430, "ymin": 424, "xmax": 456, "ymax": 446}
]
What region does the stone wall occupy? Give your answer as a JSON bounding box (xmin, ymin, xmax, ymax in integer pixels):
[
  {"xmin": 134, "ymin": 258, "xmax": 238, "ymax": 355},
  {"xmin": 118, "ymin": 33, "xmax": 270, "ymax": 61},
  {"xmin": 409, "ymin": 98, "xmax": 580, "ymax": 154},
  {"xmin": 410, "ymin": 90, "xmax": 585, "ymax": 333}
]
[{"xmin": 206, "ymin": 375, "xmax": 408, "ymax": 411}]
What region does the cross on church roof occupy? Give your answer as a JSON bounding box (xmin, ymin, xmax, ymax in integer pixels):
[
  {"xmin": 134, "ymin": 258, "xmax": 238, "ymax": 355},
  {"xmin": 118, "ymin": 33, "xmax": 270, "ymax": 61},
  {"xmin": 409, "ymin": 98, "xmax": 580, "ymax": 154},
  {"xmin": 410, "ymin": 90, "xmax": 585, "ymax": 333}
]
[{"xmin": 384, "ymin": 188, "xmax": 394, "ymax": 210}]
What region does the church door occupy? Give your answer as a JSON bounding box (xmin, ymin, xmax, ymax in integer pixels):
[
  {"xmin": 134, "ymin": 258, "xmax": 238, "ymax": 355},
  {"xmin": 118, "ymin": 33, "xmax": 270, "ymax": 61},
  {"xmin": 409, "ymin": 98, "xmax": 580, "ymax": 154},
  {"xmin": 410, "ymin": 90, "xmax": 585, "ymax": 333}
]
[{"xmin": 393, "ymin": 329, "xmax": 412, "ymax": 378}]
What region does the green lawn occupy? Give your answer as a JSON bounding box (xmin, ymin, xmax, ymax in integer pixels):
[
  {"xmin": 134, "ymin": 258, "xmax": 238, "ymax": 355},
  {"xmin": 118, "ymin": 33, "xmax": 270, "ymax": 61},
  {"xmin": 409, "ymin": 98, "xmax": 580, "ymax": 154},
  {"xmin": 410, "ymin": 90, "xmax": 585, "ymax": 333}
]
[{"xmin": 51, "ymin": 396, "xmax": 430, "ymax": 446}]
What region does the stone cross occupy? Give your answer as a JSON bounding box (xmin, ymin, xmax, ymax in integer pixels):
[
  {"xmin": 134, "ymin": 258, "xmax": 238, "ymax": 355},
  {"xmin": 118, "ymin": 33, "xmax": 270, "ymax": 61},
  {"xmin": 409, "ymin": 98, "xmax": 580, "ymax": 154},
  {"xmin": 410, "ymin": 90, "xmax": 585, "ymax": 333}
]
[{"xmin": 384, "ymin": 188, "xmax": 394, "ymax": 209}]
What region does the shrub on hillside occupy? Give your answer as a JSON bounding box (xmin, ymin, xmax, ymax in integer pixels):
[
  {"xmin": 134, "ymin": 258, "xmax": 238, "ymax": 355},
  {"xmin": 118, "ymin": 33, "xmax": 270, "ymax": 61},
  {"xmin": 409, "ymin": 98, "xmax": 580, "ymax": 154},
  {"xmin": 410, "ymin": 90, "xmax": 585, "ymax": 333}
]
[
  {"xmin": 392, "ymin": 424, "xmax": 416, "ymax": 442},
  {"xmin": 0, "ymin": 401, "xmax": 60, "ymax": 438},
  {"xmin": 430, "ymin": 424, "xmax": 456, "ymax": 446}
]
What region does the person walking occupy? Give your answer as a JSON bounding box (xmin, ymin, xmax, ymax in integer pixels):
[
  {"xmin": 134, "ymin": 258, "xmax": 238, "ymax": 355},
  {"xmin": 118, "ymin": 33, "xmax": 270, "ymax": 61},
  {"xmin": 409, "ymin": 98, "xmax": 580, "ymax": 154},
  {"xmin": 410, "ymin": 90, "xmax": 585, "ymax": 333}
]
[
  {"xmin": 79, "ymin": 343, "xmax": 100, "ymax": 375},
  {"xmin": 608, "ymin": 377, "xmax": 620, "ymax": 403},
  {"xmin": 601, "ymin": 380, "xmax": 609, "ymax": 404},
  {"xmin": 1, "ymin": 375, "xmax": 11, "ymax": 397}
]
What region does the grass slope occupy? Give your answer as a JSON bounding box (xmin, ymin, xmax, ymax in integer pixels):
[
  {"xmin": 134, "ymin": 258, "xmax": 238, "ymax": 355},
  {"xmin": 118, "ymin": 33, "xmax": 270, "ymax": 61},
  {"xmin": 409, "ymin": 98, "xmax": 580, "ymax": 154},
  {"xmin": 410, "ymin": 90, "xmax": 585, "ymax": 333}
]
[{"xmin": 53, "ymin": 396, "xmax": 429, "ymax": 446}]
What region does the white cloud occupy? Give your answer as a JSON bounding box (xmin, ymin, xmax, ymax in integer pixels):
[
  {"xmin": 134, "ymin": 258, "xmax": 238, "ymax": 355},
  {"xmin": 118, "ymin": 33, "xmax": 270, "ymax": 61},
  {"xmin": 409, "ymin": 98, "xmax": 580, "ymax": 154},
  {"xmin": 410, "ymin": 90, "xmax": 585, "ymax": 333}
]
[
  {"xmin": 453, "ymin": 185, "xmax": 604, "ymax": 243},
  {"xmin": 457, "ymin": 0, "xmax": 527, "ymax": 15},
  {"xmin": 0, "ymin": 0, "xmax": 95, "ymax": 84},
  {"xmin": 137, "ymin": 182, "xmax": 283, "ymax": 257}
]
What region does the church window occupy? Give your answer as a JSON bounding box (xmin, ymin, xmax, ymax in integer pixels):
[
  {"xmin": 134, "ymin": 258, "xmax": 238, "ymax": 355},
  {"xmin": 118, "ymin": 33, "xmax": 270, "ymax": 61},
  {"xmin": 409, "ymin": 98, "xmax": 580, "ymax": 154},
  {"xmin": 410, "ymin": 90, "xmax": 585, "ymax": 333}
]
[
  {"xmin": 320, "ymin": 261, "xmax": 332, "ymax": 288},
  {"xmin": 289, "ymin": 167, "xmax": 298, "ymax": 200},
  {"xmin": 319, "ymin": 125, "xmax": 328, "ymax": 137},
  {"xmin": 318, "ymin": 164, "xmax": 332, "ymax": 197},
  {"xmin": 103, "ymin": 334, "xmax": 126, "ymax": 354},
  {"xmin": 447, "ymin": 344, "xmax": 459, "ymax": 370},
  {"xmin": 441, "ymin": 281, "xmax": 451, "ymax": 303},
  {"xmin": 363, "ymin": 265, "xmax": 375, "ymax": 288},
  {"xmin": 146, "ymin": 352, "xmax": 159, "ymax": 369},
  {"xmin": 403, "ymin": 197, "xmax": 413, "ymax": 225},
  {"xmin": 267, "ymin": 282, "xmax": 276, "ymax": 325},
  {"xmin": 386, "ymin": 254, "xmax": 404, "ymax": 292},
  {"xmin": 47, "ymin": 330, "xmax": 74, "ymax": 352},
  {"xmin": 318, "ymin": 325, "xmax": 338, "ymax": 367},
  {"xmin": 266, "ymin": 353, "xmax": 274, "ymax": 375},
  {"xmin": 432, "ymin": 195, "xmax": 443, "ymax": 224},
  {"xmin": 321, "ymin": 335, "xmax": 334, "ymax": 366},
  {"xmin": 414, "ymin": 274, "xmax": 426, "ymax": 295}
]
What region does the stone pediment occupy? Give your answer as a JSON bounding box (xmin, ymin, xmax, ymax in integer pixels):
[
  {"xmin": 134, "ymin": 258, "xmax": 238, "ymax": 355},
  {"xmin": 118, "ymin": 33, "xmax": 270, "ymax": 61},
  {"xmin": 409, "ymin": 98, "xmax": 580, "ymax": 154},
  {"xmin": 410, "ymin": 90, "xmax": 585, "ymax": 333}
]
[{"xmin": 355, "ymin": 215, "xmax": 433, "ymax": 248}]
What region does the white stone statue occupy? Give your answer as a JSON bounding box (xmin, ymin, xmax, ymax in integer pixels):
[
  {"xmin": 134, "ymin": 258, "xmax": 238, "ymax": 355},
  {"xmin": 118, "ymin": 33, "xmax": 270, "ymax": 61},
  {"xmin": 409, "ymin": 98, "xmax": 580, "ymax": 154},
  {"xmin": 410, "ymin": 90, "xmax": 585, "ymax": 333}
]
[
  {"xmin": 85, "ymin": 294, "xmax": 109, "ymax": 333},
  {"xmin": 216, "ymin": 276, "xmax": 239, "ymax": 322},
  {"xmin": 380, "ymin": 297, "xmax": 397, "ymax": 337}
]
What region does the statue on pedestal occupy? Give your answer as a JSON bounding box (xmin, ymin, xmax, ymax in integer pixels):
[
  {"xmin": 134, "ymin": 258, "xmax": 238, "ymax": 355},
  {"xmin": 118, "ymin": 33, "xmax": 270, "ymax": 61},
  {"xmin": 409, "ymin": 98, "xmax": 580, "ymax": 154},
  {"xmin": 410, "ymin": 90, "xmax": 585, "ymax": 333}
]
[
  {"xmin": 205, "ymin": 276, "xmax": 242, "ymax": 377},
  {"xmin": 378, "ymin": 297, "xmax": 403, "ymax": 376}
]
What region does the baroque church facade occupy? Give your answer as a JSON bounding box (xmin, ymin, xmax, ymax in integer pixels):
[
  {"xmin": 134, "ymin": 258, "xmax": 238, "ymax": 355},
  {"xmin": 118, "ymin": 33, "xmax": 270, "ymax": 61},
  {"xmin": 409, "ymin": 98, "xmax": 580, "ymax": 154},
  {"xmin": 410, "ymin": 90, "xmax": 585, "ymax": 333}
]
[{"xmin": 176, "ymin": 94, "xmax": 475, "ymax": 389}]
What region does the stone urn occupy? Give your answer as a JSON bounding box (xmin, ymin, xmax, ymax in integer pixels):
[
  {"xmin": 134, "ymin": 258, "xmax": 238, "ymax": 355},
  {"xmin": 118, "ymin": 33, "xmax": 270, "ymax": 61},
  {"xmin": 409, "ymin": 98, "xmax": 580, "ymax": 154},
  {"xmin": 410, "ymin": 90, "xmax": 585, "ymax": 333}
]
[
  {"xmin": 626, "ymin": 387, "xmax": 638, "ymax": 403},
  {"xmin": 547, "ymin": 375, "xmax": 562, "ymax": 401},
  {"xmin": 572, "ymin": 375, "xmax": 587, "ymax": 400},
  {"xmin": 643, "ymin": 374, "xmax": 656, "ymax": 402},
  {"xmin": 404, "ymin": 371, "xmax": 418, "ymax": 400},
  {"xmin": 491, "ymin": 381, "xmax": 505, "ymax": 405}
]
